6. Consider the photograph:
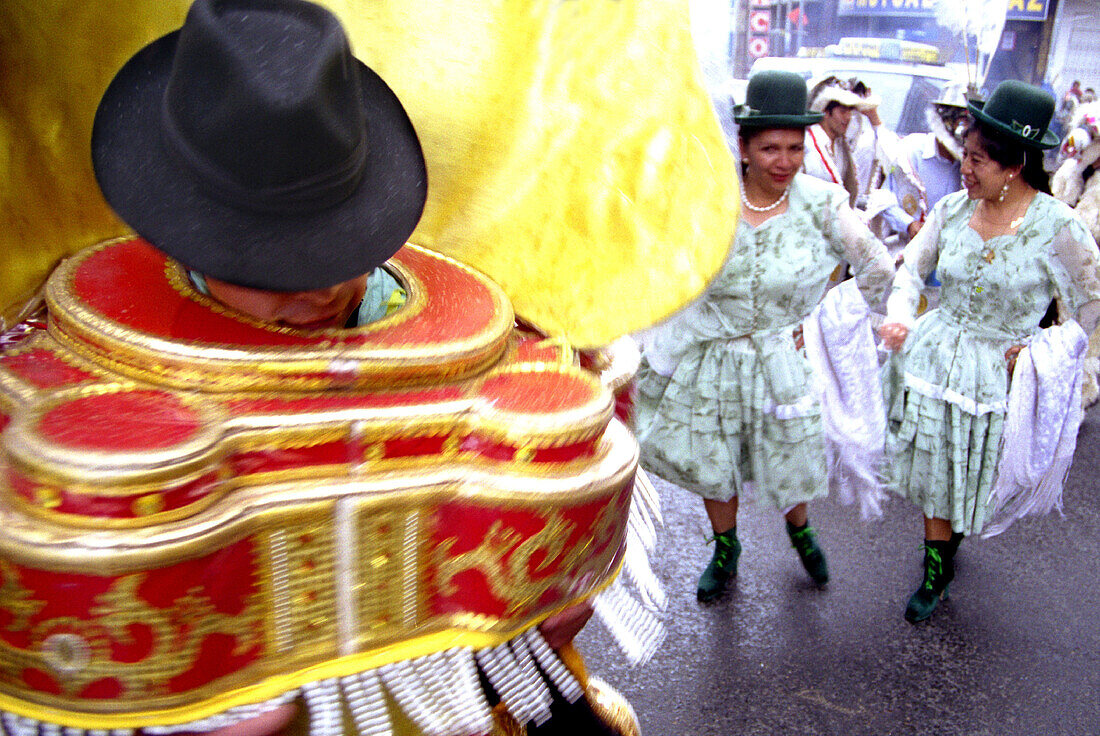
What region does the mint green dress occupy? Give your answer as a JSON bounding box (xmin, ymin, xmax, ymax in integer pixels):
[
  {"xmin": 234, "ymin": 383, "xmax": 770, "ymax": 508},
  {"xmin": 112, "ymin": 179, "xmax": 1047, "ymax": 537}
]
[
  {"xmin": 636, "ymin": 175, "xmax": 894, "ymax": 508},
  {"xmin": 885, "ymin": 191, "xmax": 1100, "ymax": 535}
]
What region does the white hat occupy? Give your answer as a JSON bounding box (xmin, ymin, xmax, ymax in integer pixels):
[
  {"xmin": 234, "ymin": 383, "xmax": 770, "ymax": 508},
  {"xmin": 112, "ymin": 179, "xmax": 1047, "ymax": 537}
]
[
  {"xmin": 934, "ymin": 79, "xmax": 969, "ymax": 108},
  {"xmin": 808, "ymin": 75, "xmax": 868, "ymax": 113}
]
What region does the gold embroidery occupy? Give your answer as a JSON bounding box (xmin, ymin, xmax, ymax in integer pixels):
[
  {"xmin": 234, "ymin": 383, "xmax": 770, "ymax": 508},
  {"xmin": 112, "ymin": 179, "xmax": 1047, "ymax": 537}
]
[
  {"xmin": 0, "ymin": 561, "xmax": 45, "ymax": 631},
  {"xmin": 0, "ymin": 572, "xmax": 265, "ymax": 698},
  {"xmin": 432, "ymin": 512, "xmax": 578, "ymax": 616}
]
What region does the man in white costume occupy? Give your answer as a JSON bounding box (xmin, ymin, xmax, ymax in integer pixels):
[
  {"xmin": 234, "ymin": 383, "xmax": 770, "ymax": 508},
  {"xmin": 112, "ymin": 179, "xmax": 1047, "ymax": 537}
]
[{"xmin": 804, "ymin": 76, "xmax": 913, "ymax": 240}]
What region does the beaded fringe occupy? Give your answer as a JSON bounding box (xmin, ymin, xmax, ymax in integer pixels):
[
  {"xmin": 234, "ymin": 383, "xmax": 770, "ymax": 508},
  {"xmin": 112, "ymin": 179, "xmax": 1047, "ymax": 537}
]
[{"xmin": 1, "ymin": 476, "xmax": 665, "ymax": 736}]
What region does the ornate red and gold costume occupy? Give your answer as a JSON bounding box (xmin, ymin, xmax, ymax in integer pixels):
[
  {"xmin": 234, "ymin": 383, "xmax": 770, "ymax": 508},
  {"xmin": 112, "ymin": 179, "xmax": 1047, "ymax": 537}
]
[
  {"xmin": 0, "ymin": 237, "xmax": 659, "ymax": 735},
  {"xmin": 0, "ymin": 2, "xmax": 740, "ymax": 734}
]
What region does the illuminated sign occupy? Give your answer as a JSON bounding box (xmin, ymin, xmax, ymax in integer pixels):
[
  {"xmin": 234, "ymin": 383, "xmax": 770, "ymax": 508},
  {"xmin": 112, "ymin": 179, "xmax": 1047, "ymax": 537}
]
[
  {"xmin": 1006, "ymin": 0, "xmax": 1048, "ymax": 20},
  {"xmin": 829, "ymin": 37, "xmax": 942, "ymax": 64},
  {"xmin": 837, "ymin": 0, "xmax": 1048, "ymax": 21}
]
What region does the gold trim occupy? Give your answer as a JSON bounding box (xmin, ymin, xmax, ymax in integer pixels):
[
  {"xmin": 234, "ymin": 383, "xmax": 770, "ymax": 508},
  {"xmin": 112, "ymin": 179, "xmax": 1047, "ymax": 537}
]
[
  {"xmin": 0, "ymin": 567, "xmax": 622, "ymax": 728},
  {"xmin": 6, "ymin": 485, "xmax": 230, "ymax": 530},
  {"xmin": 44, "ymin": 241, "xmax": 514, "ymax": 393},
  {"xmin": 0, "ymin": 331, "xmax": 107, "ymax": 407},
  {"xmin": 3, "ymin": 383, "xmax": 227, "ymax": 487},
  {"xmin": 0, "ymin": 420, "xmax": 637, "ymax": 573}
]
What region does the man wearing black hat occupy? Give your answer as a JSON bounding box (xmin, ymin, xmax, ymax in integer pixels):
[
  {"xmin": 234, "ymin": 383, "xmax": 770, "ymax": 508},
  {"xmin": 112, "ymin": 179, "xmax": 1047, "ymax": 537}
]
[
  {"xmin": 84, "ymin": 1, "xmax": 628, "ymax": 734},
  {"xmin": 91, "ymin": 0, "xmax": 427, "ymax": 329}
]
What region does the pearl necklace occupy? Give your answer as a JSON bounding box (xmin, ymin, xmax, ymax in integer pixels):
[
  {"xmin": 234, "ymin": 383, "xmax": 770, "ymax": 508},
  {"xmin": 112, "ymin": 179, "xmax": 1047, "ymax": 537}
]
[{"xmin": 740, "ymin": 186, "xmax": 790, "ymax": 213}]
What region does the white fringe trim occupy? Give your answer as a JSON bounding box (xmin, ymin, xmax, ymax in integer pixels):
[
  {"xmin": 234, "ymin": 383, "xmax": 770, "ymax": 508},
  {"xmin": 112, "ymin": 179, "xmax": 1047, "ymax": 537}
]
[
  {"xmin": 591, "ymin": 470, "xmax": 668, "ymax": 665},
  {"xmin": 984, "ymin": 322, "xmax": 1087, "ymax": 538}
]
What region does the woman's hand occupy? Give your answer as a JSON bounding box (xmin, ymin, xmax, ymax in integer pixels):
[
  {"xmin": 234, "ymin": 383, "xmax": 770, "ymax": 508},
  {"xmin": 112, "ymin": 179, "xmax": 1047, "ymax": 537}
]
[
  {"xmin": 1005, "ymin": 344, "xmax": 1025, "ymax": 378},
  {"xmin": 878, "ymin": 322, "xmax": 909, "ymax": 351}
]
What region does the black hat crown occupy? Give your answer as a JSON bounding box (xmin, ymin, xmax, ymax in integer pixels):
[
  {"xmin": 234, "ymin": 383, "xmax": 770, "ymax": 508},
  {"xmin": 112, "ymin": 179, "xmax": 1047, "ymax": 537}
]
[
  {"xmin": 733, "ymin": 70, "xmax": 822, "ymax": 128},
  {"xmin": 162, "ymin": 0, "xmax": 367, "ymax": 213},
  {"xmin": 967, "ymin": 80, "xmax": 1059, "ymax": 149}
]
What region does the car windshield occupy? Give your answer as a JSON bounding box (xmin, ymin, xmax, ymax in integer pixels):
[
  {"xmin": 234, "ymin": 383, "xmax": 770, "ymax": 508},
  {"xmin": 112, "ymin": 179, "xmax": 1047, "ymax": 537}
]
[{"xmin": 822, "ymin": 69, "xmax": 946, "ymax": 135}]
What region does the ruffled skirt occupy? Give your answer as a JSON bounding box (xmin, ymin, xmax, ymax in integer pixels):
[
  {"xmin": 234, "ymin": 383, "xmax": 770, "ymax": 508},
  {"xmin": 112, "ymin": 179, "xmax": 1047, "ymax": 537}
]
[
  {"xmin": 885, "ymin": 309, "xmax": 1020, "ymax": 535},
  {"xmin": 635, "ymin": 334, "xmax": 827, "ymax": 508}
]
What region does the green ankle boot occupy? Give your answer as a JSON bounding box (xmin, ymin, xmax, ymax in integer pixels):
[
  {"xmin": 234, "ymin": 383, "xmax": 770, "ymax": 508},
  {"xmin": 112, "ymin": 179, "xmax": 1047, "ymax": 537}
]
[
  {"xmin": 905, "ymin": 540, "xmax": 955, "ymax": 623},
  {"xmin": 786, "ymin": 521, "xmax": 829, "ymax": 587},
  {"xmin": 946, "ymin": 531, "xmax": 965, "ymax": 558},
  {"xmin": 697, "ymin": 528, "xmax": 741, "ymax": 602}
]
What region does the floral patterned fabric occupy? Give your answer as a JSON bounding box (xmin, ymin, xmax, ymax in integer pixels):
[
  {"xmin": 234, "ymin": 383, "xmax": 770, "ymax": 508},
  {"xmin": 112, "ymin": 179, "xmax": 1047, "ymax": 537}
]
[
  {"xmin": 885, "ymin": 190, "xmax": 1100, "ymax": 534},
  {"xmin": 636, "ymin": 174, "xmax": 894, "ymax": 506}
]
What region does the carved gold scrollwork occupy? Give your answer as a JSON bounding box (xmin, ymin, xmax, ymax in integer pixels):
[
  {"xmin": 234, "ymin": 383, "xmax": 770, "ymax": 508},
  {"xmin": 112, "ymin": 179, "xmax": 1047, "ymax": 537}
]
[
  {"xmin": 0, "ymin": 570, "xmax": 264, "ymax": 699},
  {"xmin": 432, "ymin": 508, "xmax": 626, "ymax": 617}
]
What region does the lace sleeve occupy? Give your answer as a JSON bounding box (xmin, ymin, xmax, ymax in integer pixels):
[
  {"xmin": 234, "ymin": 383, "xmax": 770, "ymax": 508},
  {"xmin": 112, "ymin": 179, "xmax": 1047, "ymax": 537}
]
[
  {"xmin": 885, "ymin": 201, "xmax": 943, "ymax": 327},
  {"xmin": 828, "ymin": 195, "xmax": 895, "ymax": 307},
  {"xmin": 1049, "ymin": 215, "xmax": 1100, "ymax": 334}
]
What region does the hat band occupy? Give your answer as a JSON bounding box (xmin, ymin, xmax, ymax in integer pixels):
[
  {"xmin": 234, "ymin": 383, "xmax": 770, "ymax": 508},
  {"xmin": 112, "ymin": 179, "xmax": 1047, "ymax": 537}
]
[{"xmin": 159, "ymin": 100, "xmax": 369, "ymax": 216}]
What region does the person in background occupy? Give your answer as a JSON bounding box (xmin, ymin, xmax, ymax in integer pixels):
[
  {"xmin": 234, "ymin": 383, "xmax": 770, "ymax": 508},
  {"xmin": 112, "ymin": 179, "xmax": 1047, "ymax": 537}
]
[
  {"xmin": 1058, "ymin": 79, "xmax": 1082, "ymax": 131},
  {"xmin": 805, "ymin": 76, "xmax": 912, "ymax": 240},
  {"xmin": 802, "ymin": 76, "xmax": 861, "ymax": 205},
  {"xmin": 878, "ymin": 81, "xmax": 1100, "ymax": 624},
  {"xmin": 637, "ymin": 71, "xmax": 894, "ymax": 603},
  {"xmin": 887, "ymin": 80, "xmax": 972, "ymax": 243}
]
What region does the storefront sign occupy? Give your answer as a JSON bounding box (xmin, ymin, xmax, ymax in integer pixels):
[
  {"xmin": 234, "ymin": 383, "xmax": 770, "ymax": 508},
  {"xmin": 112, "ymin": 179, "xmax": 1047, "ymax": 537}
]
[{"xmin": 837, "ymin": 0, "xmax": 1048, "ymax": 21}]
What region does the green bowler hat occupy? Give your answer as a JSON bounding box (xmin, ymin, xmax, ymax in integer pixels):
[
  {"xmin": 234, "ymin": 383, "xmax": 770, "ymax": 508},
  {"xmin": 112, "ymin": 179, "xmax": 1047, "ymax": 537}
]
[
  {"xmin": 968, "ymin": 80, "xmax": 1059, "ymax": 149},
  {"xmin": 734, "ymin": 70, "xmax": 822, "ymax": 128}
]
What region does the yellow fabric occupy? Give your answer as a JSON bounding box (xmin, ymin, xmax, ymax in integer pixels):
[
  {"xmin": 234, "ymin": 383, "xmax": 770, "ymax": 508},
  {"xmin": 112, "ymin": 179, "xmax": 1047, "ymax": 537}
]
[{"xmin": 1, "ymin": 0, "xmax": 737, "ymax": 347}]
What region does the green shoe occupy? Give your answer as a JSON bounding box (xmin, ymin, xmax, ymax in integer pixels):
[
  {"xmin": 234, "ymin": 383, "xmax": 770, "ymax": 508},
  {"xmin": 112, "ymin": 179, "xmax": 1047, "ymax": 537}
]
[
  {"xmin": 904, "ymin": 541, "xmax": 955, "ymax": 624},
  {"xmin": 697, "ymin": 528, "xmax": 741, "ymax": 602},
  {"xmin": 786, "ymin": 521, "xmax": 829, "ymax": 587}
]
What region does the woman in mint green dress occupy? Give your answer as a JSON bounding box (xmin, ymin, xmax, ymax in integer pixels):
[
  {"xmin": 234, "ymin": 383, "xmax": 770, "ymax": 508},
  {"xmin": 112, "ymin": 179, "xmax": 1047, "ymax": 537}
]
[
  {"xmin": 880, "ymin": 81, "xmax": 1100, "ymax": 623},
  {"xmin": 636, "ymin": 71, "xmax": 894, "ymax": 602}
]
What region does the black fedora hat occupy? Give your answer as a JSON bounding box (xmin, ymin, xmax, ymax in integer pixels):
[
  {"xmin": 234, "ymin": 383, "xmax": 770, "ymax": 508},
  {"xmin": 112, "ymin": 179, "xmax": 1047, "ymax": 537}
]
[
  {"xmin": 967, "ymin": 80, "xmax": 1059, "ymax": 150},
  {"xmin": 733, "ymin": 70, "xmax": 822, "ymax": 128},
  {"xmin": 92, "ymin": 0, "xmax": 428, "ymax": 292}
]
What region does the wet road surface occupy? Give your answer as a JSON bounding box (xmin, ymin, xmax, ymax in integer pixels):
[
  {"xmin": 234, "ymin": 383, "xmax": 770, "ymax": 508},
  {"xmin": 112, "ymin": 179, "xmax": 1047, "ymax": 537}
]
[{"xmin": 577, "ymin": 405, "xmax": 1100, "ymax": 735}]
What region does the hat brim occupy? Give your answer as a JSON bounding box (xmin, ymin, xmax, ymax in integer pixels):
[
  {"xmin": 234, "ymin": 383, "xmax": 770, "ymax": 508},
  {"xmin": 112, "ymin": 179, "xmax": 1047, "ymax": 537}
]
[
  {"xmin": 967, "ymin": 101, "xmax": 1060, "ymax": 150},
  {"xmin": 809, "ymin": 87, "xmax": 863, "ymax": 113},
  {"xmin": 855, "ymin": 93, "xmax": 881, "ymax": 112},
  {"xmin": 92, "ymin": 30, "xmax": 428, "ymax": 292},
  {"xmin": 733, "ymin": 110, "xmax": 823, "ymax": 128}
]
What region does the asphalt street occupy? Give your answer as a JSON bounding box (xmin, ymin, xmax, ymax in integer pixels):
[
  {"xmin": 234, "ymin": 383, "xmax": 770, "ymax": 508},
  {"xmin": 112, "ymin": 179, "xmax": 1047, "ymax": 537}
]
[{"xmin": 577, "ymin": 405, "xmax": 1100, "ymax": 735}]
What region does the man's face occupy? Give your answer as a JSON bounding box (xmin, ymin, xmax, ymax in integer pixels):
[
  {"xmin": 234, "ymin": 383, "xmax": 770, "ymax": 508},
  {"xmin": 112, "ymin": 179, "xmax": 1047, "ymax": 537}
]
[
  {"xmin": 821, "ymin": 104, "xmax": 854, "ymax": 139},
  {"xmin": 204, "ymin": 273, "xmax": 370, "ymax": 329}
]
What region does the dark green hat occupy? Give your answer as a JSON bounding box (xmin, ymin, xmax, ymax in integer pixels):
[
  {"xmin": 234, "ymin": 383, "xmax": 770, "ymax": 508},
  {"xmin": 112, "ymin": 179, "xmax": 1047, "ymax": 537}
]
[
  {"xmin": 967, "ymin": 80, "xmax": 1059, "ymax": 150},
  {"xmin": 733, "ymin": 70, "xmax": 822, "ymax": 128}
]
